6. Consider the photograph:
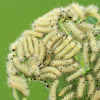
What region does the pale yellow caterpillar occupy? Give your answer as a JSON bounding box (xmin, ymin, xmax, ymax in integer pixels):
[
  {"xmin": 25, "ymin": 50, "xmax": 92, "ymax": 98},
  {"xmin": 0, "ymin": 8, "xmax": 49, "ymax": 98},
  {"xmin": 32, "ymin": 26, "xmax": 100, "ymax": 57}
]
[
  {"xmin": 64, "ymin": 43, "xmax": 82, "ymax": 60},
  {"xmin": 40, "ymin": 67, "xmax": 61, "ymax": 76},
  {"xmin": 66, "ymin": 68, "xmax": 85, "ymax": 82},
  {"xmin": 50, "ymin": 59, "xmax": 74, "ymax": 66},
  {"xmin": 13, "ymin": 57, "xmax": 33, "ymax": 76},
  {"xmin": 64, "ymin": 21, "xmax": 85, "ymax": 40},
  {"xmin": 6, "ymin": 61, "xmax": 19, "ymax": 75},
  {"xmin": 87, "ymin": 74, "xmax": 95, "ymax": 97},
  {"xmin": 83, "ymin": 42, "xmax": 89, "ymax": 63},
  {"xmin": 55, "ymin": 41, "xmax": 76, "ymax": 59},
  {"xmin": 22, "ymin": 37, "xmax": 30, "ymax": 58},
  {"xmin": 54, "ymin": 35, "xmax": 72, "ymax": 54},
  {"xmin": 58, "ymin": 85, "xmax": 73, "ymax": 96},
  {"xmin": 8, "ymin": 75, "xmax": 29, "ymax": 96},
  {"xmin": 62, "ymin": 92, "xmax": 75, "ymax": 100},
  {"xmin": 58, "ymin": 62, "xmax": 79, "ymax": 73},
  {"xmin": 96, "ymin": 71, "xmax": 100, "ymax": 79},
  {"xmin": 71, "ymin": 3, "xmax": 85, "ymax": 18},
  {"xmin": 22, "ymin": 30, "xmax": 44, "ymax": 37},
  {"xmin": 90, "ymin": 52, "xmax": 97, "ymax": 63},
  {"xmin": 50, "ymin": 80, "xmax": 59, "ymax": 100},
  {"xmin": 7, "ymin": 52, "xmax": 16, "ymax": 60},
  {"xmin": 43, "ymin": 30, "xmax": 58, "ymax": 45},
  {"xmin": 97, "ymin": 40, "xmax": 100, "ymax": 50},
  {"xmin": 91, "ymin": 89, "xmax": 100, "ymax": 100},
  {"xmin": 77, "ymin": 77, "xmax": 86, "ymax": 99},
  {"xmin": 46, "ymin": 34, "xmax": 63, "ymax": 50},
  {"xmin": 16, "ymin": 40, "xmax": 25, "ymax": 62},
  {"xmin": 93, "ymin": 58, "xmax": 100, "ymax": 72},
  {"xmin": 31, "ymin": 36, "xmax": 39, "ymax": 58}
]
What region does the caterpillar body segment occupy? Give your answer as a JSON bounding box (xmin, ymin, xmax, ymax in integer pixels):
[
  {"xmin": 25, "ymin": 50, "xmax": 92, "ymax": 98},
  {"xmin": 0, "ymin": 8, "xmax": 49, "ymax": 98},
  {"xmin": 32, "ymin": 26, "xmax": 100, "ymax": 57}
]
[
  {"xmin": 40, "ymin": 67, "xmax": 61, "ymax": 76},
  {"xmin": 62, "ymin": 92, "xmax": 75, "ymax": 100},
  {"xmin": 96, "ymin": 71, "xmax": 100, "ymax": 79},
  {"xmin": 7, "ymin": 52, "xmax": 16, "ymax": 60},
  {"xmin": 55, "ymin": 41, "xmax": 76, "ymax": 59},
  {"xmin": 58, "ymin": 62, "xmax": 79, "ymax": 73},
  {"xmin": 58, "ymin": 85, "xmax": 73, "ymax": 96},
  {"xmin": 77, "ymin": 77, "xmax": 86, "ymax": 99},
  {"xmin": 93, "ymin": 58, "xmax": 100, "ymax": 72},
  {"xmin": 22, "ymin": 30, "xmax": 44, "ymax": 37},
  {"xmin": 66, "ymin": 68, "xmax": 85, "ymax": 82},
  {"xmin": 90, "ymin": 51, "xmax": 97, "ymax": 63},
  {"xmin": 50, "ymin": 80, "xmax": 59, "ymax": 100},
  {"xmin": 64, "ymin": 43, "xmax": 82, "ymax": 60},
  {"xmin": 87, "ymin": 74, "xmax": 95, "ymax": 97},
  {"xmin": 8, "ymin": 75, "xmax": 29, "ymax": 96},
  {"xmin": 54, "ymin": 35, "xmax": 72, "ymax": 54},
  {"xmin": 12, "ymin": 57, "xmax": 33, "ymax": 76},
  {"xmin": 50, "ymin": 59, "xmax": 74, "ymax": 66},
  {"xmin": 91, "ymin": 90, "xmax": 100, "ymax": 100}
]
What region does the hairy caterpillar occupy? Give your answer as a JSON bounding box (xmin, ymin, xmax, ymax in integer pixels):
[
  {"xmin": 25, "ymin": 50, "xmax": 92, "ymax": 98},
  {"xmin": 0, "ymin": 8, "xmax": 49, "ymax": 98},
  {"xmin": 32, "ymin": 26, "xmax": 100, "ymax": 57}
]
[
  {"xmin": 64, "ymin": 43, "xmax": 82, "ymax": 60},
  {"xmin": 54, "ymin": 35, "xmax": 72, "ymax": 54},
  {"xmin": 58, "ymin": 85, "xmax": 73, "ymax": 96},
  {"xmin": 77, "ymin": 77, "xmax": 86, "ymax": 99},
  {"xmin": 87, "ymin": 74, "xmax": 95, "ymax": 97},
  {"xmin": 13, "ymin": 57, "xmax": 33, "ymax": 76},
  {"xmin": 22, "ymin": 30, "xmax": 44, "ymax": 37},
  {"xmin": 93, "ymin": 58, "xmax": 100, "ymax": 72},
  {"xmin": 8, "ymin": 75, "xmax": 29, "ymax": 96},
  {"xmin": 7, "ymin": 52, "xmax": 16, "ymax": 60},
  {"xmin": 55, "ymin": 41, "xmax": 76, "ymax": 59},
  {"xmin": 58, "ymin": 62, "xmax": 79, "ymax": 73},
  {"xmin": 40, "ymin": 67, "xmax": 61, "ymax": 76},
  {"xmin": 50, "ymin": 80, "xmax": 59, "ymax": 100},
  {"xmin": 83, "ymin": 42, "xmax": 89, "ymax": 63},
  {"xmin": 62, "ymin": 92, "xmax": 75, "ymax": 100},
  {"xmin": 66, "ymin": 68, "xmax": 85, "ymax": 82},
  {"xmin": 50, "ymin": 59, "xmax": 74, "ymax": 66},
  {"xmin": 64, "ymin": 21, "xmax": 85, "ymax": 40}
]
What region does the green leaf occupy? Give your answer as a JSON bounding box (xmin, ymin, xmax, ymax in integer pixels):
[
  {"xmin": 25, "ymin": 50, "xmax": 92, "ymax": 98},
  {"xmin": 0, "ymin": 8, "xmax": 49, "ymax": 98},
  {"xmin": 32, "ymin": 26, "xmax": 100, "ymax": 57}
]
[{"xmin": 85, "ymin": 16, "xmax": 98, "ymax": 24}]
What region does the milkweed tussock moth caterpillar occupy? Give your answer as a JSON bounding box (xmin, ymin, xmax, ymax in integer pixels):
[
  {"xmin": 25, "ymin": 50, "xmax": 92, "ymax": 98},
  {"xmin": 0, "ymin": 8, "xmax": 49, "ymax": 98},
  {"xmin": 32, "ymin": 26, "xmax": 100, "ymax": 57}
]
[
  {"xmin": 54, "ymin": 35, "xmax": 72, "ymax": 54},
  {"xmin": 83, "ymin": 42, "xmax": 89, "ymax": 63},
  {"xmin": 93, "ymin": 58, "xmax": 100, "ymax": 72},
  {"xmin": 77, "ymin": 77, "xmax": 86, "ymax": 99},
  {"xmin": 9, "ymin": 75, "xmax": 29, "ymax": 96},
  {"xmin": 62, "ymin": 92, "xmax": 75, "ymax": 100},
  {"xmin": 7, "ymin": 52, "xmax": 16, "ymax": 60},
  {"xmin": 22, "ymin": 30, "xmax": 44, "ymax": 37},
  {"xmin": 64, "ymin": 21, "xmax": 85, "ymax": 40},
  {"xmin": 46, "ymin": 34, "xmax": 63, "ymax": 50},
  {"xmin": 13, "ymin": 57, "xmax": 33, "ymax": 76},
  {"xmin": 58, "ymin": 62, "xmax": 79, "ymax": 73},
  {"xmin": 71, "ymin": 3, "xmax": 86, "ymax": 18},
  {"xmin": 50, "ymin": 59, "xmax": 74, "ymax": 66},
  {"xmin": 50, "ymin": 80, "xmax": 59, "ymax": 100},
  {"xmin": 64, "ymin": 43, "xmax": 82, "ymax": 60},
  {"xmin": 90, "ymin": 52, "xmax": 97, "ymax": 63},
  {"xmin": 91, "ymin": 89, "xmax": 100, "ymax": 100},
  {"xmin": 58, "ymin": 85, "xmax": 73, "ymax": 97},
  {"xmin": 55, "ymin": 41, "xmax": 76, "ymax": 59},
  {"xmin": 66, "ymin": 68, "xmax": 85, "ymax": 82},
  {"xmin": 40, "ymin": 67, "xmax": 61, "ymax": 76},
  {"xmin": 86, "ymin": 74, "xmax": 95, "ymax": 97},
  {"xmin": 6, "ymin": 61, "xmax": 19, "ymax": 75}
]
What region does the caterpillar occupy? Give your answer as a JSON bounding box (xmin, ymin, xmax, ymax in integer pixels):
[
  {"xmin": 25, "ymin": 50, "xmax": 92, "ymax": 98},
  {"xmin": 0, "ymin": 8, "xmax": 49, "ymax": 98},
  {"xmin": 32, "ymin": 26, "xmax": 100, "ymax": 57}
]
[
  {"xmin": 50, "ymin": 59, "xmax": 74, "ymax": 66},
  {"xmin": 40, "ymin": 67, "xmax": 61, "ymax": 76},
  {"xmin": 50, "ymin": 80, "xmax": 59, "ymax": 100},
  {"xmin": 96, "ymin": 71, "xmax": 100, "ymax": 79},
  {"xmin": 8, "ymin": 75, "xmax": 29, "ymax": 96},
  {"xmin": 64, "ymin": 43, "xmax": 82, "ymax": 60},
  {"xmin": 77, "ymin": 77, "xmax": 86, "ymax": 99},
  {"xmin": 66, "ymin": 68, "xmax": 85, "ymax": 82},
  {"xmin": 58, "ymin": 62, "xmax": 79, "ymax": 73},
  {"xmin": 7, "ymin": 52, "xmax": 16, "ymax": 60},
  {"xmin": 62, "ymin": 92, "xmax": 75, "ymax": 100},
  {"xmin": 58, "ymin": 85, "xmax": 73, "ymax": 96},
  {"xmin": 54, "ymin": 35, "xmax": 72, "ymax": 54},
  {"xmin": 87, "ymin": 74, "xmax": 95, "ymax": 97},
  {"xmin": 22, "ymin": 30, "xmax": 44, "ymax": 37},
  {"xmin": 93, "ymin": 58, "xmax": 100, "ymax": 72},
  {"xmin": 90, "ymin": 52, "xmax": 97, "ymax": 63},
  {"xmin": 55, "ymin": 41, "xmax": 76, "ymax": 59}
]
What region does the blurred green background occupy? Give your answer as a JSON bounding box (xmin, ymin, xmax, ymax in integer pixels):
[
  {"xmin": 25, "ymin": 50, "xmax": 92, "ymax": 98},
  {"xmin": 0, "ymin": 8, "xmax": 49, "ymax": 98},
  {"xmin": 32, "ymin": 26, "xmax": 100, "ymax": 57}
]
[{"xmin": 0, "ymin": 0, "xmax": 100, "ymax": 100}]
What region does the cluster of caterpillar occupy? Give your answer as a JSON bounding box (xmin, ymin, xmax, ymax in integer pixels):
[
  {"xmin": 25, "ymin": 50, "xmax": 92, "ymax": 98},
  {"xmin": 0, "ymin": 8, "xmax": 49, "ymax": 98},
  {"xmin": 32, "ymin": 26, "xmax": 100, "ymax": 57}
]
[{"xmin": 7, "ymin": 2, "xmax": 100, "ymax": 100}]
